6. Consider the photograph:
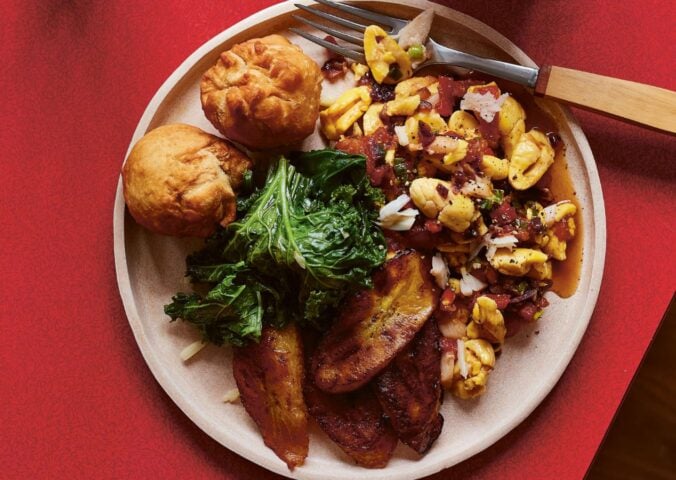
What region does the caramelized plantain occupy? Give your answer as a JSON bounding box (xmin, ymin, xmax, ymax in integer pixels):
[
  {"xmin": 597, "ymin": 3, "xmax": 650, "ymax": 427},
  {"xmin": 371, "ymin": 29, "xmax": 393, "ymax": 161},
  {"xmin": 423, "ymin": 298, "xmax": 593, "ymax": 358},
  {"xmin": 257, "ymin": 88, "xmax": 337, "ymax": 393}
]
[
  {"xmin": 375, "ymin": 318, "xmax": 444, "ymax": 454},
  {"xmin": 312, "ymin": 250, "xmax": 439, "ymax": 393},
  {"xmin": 304, "ymin": 382, "xmax": 398, "ymax": 468},
  {"xmin": 232, "ymin": 323, "xmax": 308, "ymax": 469}
]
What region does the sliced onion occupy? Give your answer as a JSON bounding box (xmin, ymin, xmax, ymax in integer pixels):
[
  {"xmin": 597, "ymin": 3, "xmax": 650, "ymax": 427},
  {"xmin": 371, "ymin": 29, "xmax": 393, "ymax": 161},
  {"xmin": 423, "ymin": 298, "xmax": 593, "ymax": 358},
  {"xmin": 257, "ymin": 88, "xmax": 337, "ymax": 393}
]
[
  {"xmin": 460, "ymin": 177, "xmax": 493, "ymax": 198},
  {"xmin": 430, "ymin": 253, "xmax": 450, "ymax": 289},
  {"xmin": 439, "ymin": 318, "xmax": 466, "ymax": 339},
  {"xmin": 460, "ymin": 91, "xmax": 509, "ymax": 122},
  {"xmin": 379, "ymin": 194, "xmax": 411, "ymax": 218},
  {"xmin": 542, "ymin": 200, "xmax": 571, "ymax": 226},
  {"xmin": 379, "ymin": 214, "xmax": 416, "ymax": 231},
  {"xmin": 394, "ymin": 125, "xmax": 409, "ymax": 146},
  {"xmin": 378, "ymin": 194, "xmax": 419, "ymax": 231},
  {"xmin": 460, "ymin": 267, "xmax": 487, "ymax": 296}
]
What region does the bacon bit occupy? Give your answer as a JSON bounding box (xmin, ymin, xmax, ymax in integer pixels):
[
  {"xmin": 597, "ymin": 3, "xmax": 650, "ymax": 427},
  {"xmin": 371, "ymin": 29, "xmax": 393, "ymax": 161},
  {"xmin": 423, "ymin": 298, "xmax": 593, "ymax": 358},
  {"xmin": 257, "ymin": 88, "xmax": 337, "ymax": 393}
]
[
  {"xmin": 418, "ymin": 99, "xmax": 433, "ymax": 111},
  {"xmin": 321, "ymin": 57, "xmax": 348, "ymax": 81},
  {"xmin": 476, "ymin": 115, "xmax": 501, "ymax": 149},
  {"xmin": 419, "ymin": 122, "xmax": 435, "ymax": 147},
  {"xmin": 439, "ymin": 289, "xmax": 457, "ymax": 312},
  {"xmin": 435, "ymin": 183, "xmax": 449, "ymax": 199},
  {"xmin": 490, "ymin": 201, "xmax": 517, "ymax": 225},
  {"xmin": 419, "ymin": 87, "xmax": 432, "ymax": 100},
  {"xmin": 552, "ymin": 219, "xmax": 573, "ymax": 241},
  {"xmin": 484, "ymin": 293, "xmax": 511, "ymax": 309}
]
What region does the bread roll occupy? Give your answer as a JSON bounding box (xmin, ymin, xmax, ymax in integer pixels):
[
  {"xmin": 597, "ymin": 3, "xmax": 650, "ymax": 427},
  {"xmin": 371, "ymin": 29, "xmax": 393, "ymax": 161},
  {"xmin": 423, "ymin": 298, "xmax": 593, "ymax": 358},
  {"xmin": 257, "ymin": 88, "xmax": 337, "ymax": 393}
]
[
  {"xmin": 200, "ymin": 35, "xmax": 322, "ymax": 149},
  {"xmin": 122, "ymin": 123, "xmax": 252, "ymax": 237}
]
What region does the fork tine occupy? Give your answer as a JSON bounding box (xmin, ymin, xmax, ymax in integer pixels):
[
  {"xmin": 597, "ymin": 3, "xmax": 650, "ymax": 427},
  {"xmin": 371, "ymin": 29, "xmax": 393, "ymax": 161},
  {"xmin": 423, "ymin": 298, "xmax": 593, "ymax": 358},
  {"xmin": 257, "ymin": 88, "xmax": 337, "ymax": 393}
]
[
  {"xmin": 289, "ymin": 28, "xmax": 367, "ymax": 63},
  {"xmin": 294, "ymin": 4, "xmax": 368, "ymax": 33},
  {"xmin": 312, "ymin": 0, "xmax": 404, "ymax": 30},
  {"xmin": 293, "ymin": 15, "xmax": 364, "ymax": 46}
]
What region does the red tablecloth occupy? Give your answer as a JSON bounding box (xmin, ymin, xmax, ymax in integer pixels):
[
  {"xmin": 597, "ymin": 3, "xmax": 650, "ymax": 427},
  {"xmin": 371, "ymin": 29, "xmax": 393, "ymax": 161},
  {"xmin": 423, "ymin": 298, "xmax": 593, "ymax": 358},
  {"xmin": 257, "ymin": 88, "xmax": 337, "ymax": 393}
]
[{"xmin": 2, "ymin": 1, "xmax": 674, "ymax": 478}]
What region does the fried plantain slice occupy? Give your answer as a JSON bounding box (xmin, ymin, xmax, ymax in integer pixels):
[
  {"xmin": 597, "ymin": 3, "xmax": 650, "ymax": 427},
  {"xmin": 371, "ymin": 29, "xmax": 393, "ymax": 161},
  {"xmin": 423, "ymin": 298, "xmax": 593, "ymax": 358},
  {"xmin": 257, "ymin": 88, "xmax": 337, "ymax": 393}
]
[
  {"xmin": 232, "ymin": 323, "xmax": 308, "ymax": 470},
  {"xmin": 304, "ymin": 382, "xmax": 398, "ymax": 468},
  {"xmin": 374, "ymin": 318, "xmax": 444, "ymax": 454},
  {"xmin": 312, "ymin": 250, "xmax": 439, "ymax": 393}
]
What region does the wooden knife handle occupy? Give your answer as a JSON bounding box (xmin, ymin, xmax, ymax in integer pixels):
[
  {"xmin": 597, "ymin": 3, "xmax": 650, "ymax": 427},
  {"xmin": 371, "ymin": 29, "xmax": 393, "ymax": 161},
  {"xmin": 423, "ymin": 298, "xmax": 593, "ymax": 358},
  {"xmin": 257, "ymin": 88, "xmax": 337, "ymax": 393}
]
[{"xmin": 535, "ymin": 65, "xmax": 676, "ymax": 134}]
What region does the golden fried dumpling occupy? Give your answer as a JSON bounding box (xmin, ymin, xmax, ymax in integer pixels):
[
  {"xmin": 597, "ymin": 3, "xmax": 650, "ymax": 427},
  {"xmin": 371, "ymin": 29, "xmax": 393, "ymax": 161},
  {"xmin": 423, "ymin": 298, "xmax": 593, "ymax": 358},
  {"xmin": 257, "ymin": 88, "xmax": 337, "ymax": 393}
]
[
  {"xmin": 122, "ymin": 123, "xmax": 252, "ymax": 238},
  {"xmin": 200, "ymin": 35, "xmax": 322, "ymax": 149}
]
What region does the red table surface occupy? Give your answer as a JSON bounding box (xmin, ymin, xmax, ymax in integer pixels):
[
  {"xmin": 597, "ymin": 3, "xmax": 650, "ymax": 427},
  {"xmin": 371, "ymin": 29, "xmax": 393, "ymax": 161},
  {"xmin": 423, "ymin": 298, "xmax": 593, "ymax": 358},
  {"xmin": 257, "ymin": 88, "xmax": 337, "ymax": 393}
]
[{"xmin": 1, "ymin": 0, "xmax": 674, "ymax": 478}]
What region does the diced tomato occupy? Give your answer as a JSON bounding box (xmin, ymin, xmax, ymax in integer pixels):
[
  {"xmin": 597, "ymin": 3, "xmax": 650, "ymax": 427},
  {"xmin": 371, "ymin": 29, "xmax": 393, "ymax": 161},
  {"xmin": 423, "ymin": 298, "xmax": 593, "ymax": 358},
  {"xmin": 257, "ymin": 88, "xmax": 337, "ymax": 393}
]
[
  {"xmin": 552, "ymin": 219, "xmax": 573, "ymax": 241},
  {"xmin": 517, "ymin": 302, "xmax": 539, "ymax": 321},
  {"xmin": 490, "ymin": 201, "xmax": 517, "ymax": 225},
  {"xmin": 425, "ymin": 219, "xmax": 443, "ymax": 233},
  {"xmin": 439, "ymin": 289, "xmax": 456, "ymax": 312},
  {"xmin": 484, "ymin": 293, "xmax": 511, "ymax": 309}
]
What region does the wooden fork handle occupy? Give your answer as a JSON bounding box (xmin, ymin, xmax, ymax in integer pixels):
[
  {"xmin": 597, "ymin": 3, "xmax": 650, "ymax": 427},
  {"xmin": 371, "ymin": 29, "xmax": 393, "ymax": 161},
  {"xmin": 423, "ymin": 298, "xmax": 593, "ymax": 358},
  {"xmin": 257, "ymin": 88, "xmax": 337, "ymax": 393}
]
[{"xmin": 534, "ymin": 65, "xmax": 676, "ymax": 134}]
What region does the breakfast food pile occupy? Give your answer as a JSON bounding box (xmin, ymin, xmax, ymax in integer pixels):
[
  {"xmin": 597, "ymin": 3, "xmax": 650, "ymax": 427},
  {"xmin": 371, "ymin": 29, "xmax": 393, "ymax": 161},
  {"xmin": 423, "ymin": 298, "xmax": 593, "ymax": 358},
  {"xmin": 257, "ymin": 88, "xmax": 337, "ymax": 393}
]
[{"xmin": 122, "ymin": 12, "xmax": 578, "ymax": 471}]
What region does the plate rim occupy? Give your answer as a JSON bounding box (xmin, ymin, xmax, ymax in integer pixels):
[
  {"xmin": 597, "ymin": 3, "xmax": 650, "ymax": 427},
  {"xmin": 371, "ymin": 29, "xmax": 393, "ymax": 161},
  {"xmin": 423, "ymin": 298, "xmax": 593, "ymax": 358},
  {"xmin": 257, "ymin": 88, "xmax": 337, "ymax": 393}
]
[{"xmin": 113, "ymin": 1, "xmax": 607, "ymax": 478}]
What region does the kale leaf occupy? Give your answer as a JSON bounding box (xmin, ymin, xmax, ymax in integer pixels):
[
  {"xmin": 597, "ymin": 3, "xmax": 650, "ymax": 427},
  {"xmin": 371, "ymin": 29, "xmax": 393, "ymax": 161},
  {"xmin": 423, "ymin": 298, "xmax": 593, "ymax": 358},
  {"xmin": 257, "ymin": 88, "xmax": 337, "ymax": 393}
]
[{"xmin": 165, "ymin": 149, "xmax": 386, "ymax": 345}]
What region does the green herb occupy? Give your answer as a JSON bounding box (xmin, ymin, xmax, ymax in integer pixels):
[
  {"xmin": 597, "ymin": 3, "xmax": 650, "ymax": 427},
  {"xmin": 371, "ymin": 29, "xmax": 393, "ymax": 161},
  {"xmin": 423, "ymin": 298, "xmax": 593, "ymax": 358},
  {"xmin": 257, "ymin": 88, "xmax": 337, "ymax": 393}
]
[
  {"xmin": 393, "ymin": 157, "xmax": 408, "ymax": 182},
  {"xmin": 479, "ymin": 189, "xmax": 504, "ymax": 210},
  {"xmin": 165, "ymin": 149, "xmax": 387, "ymax": 345}
]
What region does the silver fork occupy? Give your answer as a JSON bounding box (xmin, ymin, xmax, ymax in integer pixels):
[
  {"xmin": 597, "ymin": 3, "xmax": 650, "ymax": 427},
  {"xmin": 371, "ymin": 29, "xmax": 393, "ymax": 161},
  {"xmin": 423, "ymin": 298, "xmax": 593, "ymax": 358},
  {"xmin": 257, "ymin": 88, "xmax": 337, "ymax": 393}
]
[
  {"xmin": 290, "ymin": 0, "xmax": 539, "ymax": 88},
  {"xmin": 290, "ymin": 0, "xmax": 676, "ymax": 134}
]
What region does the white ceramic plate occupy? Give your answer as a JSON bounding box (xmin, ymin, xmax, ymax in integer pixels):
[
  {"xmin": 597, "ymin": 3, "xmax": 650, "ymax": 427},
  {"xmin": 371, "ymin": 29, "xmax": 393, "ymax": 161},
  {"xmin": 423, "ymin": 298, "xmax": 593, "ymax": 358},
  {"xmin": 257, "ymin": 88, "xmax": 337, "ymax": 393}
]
[{"xmin": 113, "ymin": 1, "xmax": 606, "ymax": 478}]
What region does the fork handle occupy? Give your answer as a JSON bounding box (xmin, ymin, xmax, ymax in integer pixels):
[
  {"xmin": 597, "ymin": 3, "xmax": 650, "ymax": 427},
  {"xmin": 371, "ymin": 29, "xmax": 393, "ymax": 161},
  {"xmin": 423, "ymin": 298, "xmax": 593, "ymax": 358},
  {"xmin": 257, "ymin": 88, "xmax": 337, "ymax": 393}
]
[{"xmin": 535, "ymin": 65, "xmax": 676, "ymax": 134}]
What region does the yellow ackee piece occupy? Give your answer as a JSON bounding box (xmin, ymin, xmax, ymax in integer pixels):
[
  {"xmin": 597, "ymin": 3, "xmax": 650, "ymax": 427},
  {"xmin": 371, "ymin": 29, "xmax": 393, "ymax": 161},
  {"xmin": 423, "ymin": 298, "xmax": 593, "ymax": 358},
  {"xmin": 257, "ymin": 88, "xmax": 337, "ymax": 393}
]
[
  {"xmin": 404, "ymin": 116, "xmax": 420, "ymax": 148},
  {"xmin": 480, "ymin": 154, "xmax": 509, "ymax": 180},
  {"xmin": 489, "ymin": 247, "xmax": 548, "ymax": 276},
  {"xmin": 394, "ymin": 76, "xmax": 437, "ymax": 97},
  {"xmin": 499, "ymin": 96, "xmax": 526, "ymax": 158},
  {"xmin": 362, "ymin": 103, "xmax": 384, "ymax": 136},
  {"xmin": 441, "ymin": 140, "xmax": 469, "ymax": 167},
  {"xmin": 509, "ymin": 130, "xmax": 555, "ymax": 190},
  {"xmin": 409, "ymin": 177, "xmax": 476, "ymax": 233},
  {"xmin": 414, "ymin": 111, "xmax": 448, "ymax": 134},
  {"xmin": 438, "ymin": 194, "xmax": 475, "ymax": 233},
  {"xmin": 452, "ymin": 339, "xmax": 496, "ymax": 399},
  {"xmin": 364, "ymin": 25, "xmax": 412, "ymax": 84},
  {"xmin": 350, "ymin": 62, "xmax": 370, "ymax": 81},
  {"xmin": 467, "ymin": 296, "xmax": 506, "ymax": 344},
  {"xmin": 528, "ymin": 260, "xmax": 553, "ymax": 280},
  {"xmin": 320, "ymin": 86, "xmax": 372, "ymax": 140},
  {"xmin": 385, "ymin": 95, "xmax": 420, "ymax": 116},
  {"xmin": 448, "ymin": 110, "xmax": 479, "ymax": 138}
]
